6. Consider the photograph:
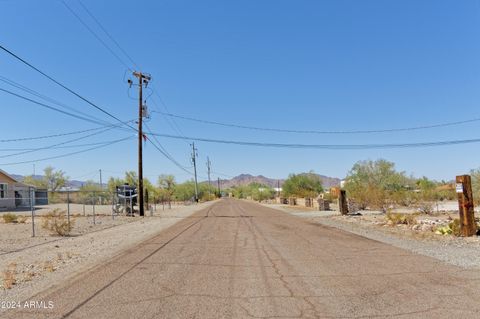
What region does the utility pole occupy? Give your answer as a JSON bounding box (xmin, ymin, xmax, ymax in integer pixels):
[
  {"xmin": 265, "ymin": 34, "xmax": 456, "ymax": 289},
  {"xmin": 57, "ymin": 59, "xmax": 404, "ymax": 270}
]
[
  {"xmin": 207, "ymin": 157, "xmax": 212, "ymax": 198},
  {"xmin": 99, "ymin": 169, "xmax": 103, "ymax": 190},
  {"xmin": 131, "ymin": 71, "xmax": 151, "ymax": 217},
  {"xmin": 191, "ymin": 142, "xmax": 199, "ymax": 202},
  {"xmin": 456, "ymin": 175, "xmax": 477, "ymax": 236},
  {"xmin": 217, "ymin": 177, "xmax": 221, "ymax": 197}
]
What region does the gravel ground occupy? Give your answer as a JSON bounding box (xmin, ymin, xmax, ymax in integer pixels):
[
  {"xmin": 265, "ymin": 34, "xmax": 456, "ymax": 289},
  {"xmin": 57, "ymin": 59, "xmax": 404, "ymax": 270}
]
[
  {"xmin": 262, "ymin": 203, "xmax": 480, "ymax": 270},
  {"xmin": 0, "ymin": 201, "xmax": 217, "ymax": 305}
]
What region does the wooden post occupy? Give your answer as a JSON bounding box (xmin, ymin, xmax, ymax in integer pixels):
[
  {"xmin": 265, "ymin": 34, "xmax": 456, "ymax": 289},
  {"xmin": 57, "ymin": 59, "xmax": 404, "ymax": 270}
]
[
  {"xmin": 339, "ymin": 190, "xmax": 349, "ymax": 215},
  {"xmin": 456, "ymin": 175, "xmax": 477, "ymax": 236}
]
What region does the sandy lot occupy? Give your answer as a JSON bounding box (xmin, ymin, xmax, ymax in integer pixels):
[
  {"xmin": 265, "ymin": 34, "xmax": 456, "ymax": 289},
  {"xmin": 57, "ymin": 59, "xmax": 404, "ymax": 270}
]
[{"xmin": 0, "ymin": 201, "xmax": 217, "ymax": 304}]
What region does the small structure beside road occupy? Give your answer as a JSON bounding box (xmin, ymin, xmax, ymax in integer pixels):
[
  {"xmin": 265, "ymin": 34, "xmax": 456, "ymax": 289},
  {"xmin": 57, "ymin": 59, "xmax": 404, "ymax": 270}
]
[{"xmin": 0, "ymin": 169, "xmax": 36, "ymax": 210}]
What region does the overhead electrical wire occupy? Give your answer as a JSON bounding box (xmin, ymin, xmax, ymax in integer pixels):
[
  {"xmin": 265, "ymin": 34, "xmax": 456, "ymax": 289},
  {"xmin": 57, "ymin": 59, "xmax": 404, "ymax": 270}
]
[
  {"xmin": 143, "ymin": 122, "xmax": 194, "ymax": 176},
  {"xmin": 153, "ymin": 111, "xmax": 480, "ymax": 135},
  {"xmin": 0, "ymin": 124, "xmax": 126, "ymax": 143},
  {"xmin": 0, "ymin": 140, "xmax": 131, "ymax": 152},
  {"xmin": 0, "ymin": 87, "xmax": 119, "ymax": 127},
  {"xmin": 76, "ymin": 0, "xmax": 140, "ymax": 71},
  {"xmin": 0, "ymin": 75, "xmax": 119, "ymax": 127},
  {"xmin": 59, "ymin": 2, "xmax": 193, "ymax": 170},
  {"xmin": 0, "ymin": 136, "xmax": 133, "ymax": 166},
  {"xmin": 148, "ymin": 132, "xmax": 480, "ymax": 150},
  {"xmin": 61, "ymin": 0, "xmax": 133, "ymax": 72},
  {"xmin": 58, "ymin": 1, "xmax": 195, "ymax": 174},
  {"xmin": 0, "ymin": 125, "xmax": 123, "ymax": 159},
  {"xmin": 0, "ymin": 44, "xmax": 137, "ymax": 132}
]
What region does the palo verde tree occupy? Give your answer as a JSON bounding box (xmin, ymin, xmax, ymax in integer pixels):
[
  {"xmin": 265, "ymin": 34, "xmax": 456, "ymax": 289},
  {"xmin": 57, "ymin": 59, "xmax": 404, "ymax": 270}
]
[
  {"xmin": 282, "ymin": 172, "xmax": 323, "ymax": 198},
  {"xmin": 23, "ymin": 166, "xmax": 67, "ymax": 191},
  {"xmin": 344, "ymin": 159, "xmax": 410, "ymax": 212},
  {"xmin": 158, "ymin": 174, "xmax": 176, "ymax": 207}
]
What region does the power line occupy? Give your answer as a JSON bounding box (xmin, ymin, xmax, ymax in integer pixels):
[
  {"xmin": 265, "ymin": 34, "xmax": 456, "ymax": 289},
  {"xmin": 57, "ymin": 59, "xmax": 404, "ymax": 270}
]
[
  {"xmin": 0, "ymin": 75, "xmax": 117, "ymax": 127},
  {"xmin": 60, "ymin": 2, "xmax": 189, "ymax": 143},
  {"xmin": 0, "ymin": 140, "xmax": 131, "ymax": 152},
  {"xmin": 143, "ymin": 122, "xmax": 194, "ymax": 175},
  {"xmin": 150, "ymin": 93, "xmax": 187, "ymax": 140},
  {"xmin": 0, "ymin": 87, "xmax": 120, "ymax": 127},
  {"xmin": 0, "ymin": 136, "xmax": 133, "ymax": 166},
  {"xmin": 153, "ymin": 111, "xmax": 480, "ymax": 135},
  {"xmin": 0, "ymin": 125, "xmax": 124, "ymax": 143},
  {"xmin": 147, "ymin": 132, "xmax": 480, "ymax": 150},
  {"xmin": 0, "ymin": 126, "xmax": 121, "ymax": 159},
  {"xmin": 61, "ymin": 0, "xmax": 133, "ymax": 72},
  {"xmin": 0, "ymin": 44, "xmax": 137, "ymax": 132},
  {"xmin": 77, "ymin": 0, "xmax": 140, "ymax": 71}
]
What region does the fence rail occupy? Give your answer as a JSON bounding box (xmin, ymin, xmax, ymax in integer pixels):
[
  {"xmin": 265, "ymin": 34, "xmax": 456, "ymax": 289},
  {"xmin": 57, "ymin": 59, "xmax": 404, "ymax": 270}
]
[{"xmin": 1, "ymin": 190, "xmax": 195, "ymax": 237}]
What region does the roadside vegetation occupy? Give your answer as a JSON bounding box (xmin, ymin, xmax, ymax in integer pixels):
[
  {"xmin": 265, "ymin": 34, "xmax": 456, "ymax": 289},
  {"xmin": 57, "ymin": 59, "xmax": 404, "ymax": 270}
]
[{"xmin": 344, "ymin": 159, "xmax": 456, "ymax": 213}]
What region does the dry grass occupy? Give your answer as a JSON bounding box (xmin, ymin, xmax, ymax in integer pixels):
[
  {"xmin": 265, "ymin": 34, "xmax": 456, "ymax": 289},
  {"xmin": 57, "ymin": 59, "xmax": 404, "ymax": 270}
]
[
  {"xmin": 2, "ymin": 213, "xmax": 18, "ymax": 223},
  {"xmin": 43, "ymin": 261, "xmax": 54, "ymax": 273},
  {"xmin": 2, "ymin": 262, "xmax": 17, "ymax": 289},
  {"xmin": 385, "ymin": 212, "xmax": 417, "ymax": 226},
  {"xmin": 23, "ymin": 271, "xmax": 35, "ymax": 282},
  {"xmin": 41, "ymin": 209, "xmax": 75, "ymax": 236},
  {"xmin": 17, "ymin": 216, "xmax": 28, "ymax": 223}
]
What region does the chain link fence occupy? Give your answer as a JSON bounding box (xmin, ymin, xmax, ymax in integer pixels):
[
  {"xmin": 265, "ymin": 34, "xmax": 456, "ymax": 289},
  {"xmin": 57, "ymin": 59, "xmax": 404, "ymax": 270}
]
[{"xmin": 1, "ymin": 189, "xmax": 195, "ymax": 237}]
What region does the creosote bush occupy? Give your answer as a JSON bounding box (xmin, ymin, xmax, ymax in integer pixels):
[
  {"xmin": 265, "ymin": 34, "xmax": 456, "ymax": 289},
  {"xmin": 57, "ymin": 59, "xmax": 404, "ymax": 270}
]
[{"xmin": 41, "ymin": 209, "xmax": 75, "ymax": 236}]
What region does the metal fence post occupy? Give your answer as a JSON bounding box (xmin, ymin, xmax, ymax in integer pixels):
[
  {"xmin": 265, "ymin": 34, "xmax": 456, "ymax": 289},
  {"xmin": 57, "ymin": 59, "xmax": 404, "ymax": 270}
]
[
  {"xmin": 67, "ymin": 188, "xmax": 71, "ymax": 227},
  {"xmin": 30, "ymin": 187, "xmax": 35, "ymax": 237},
  {"xmin": 130, "ymin": 190, "xmax": 133, "ymax": 216},
  {"xmin": 92, "ymin": 191, "xmax": 96, "ymax": 225},
  {"xmin": 112, "ymin": 194, "xmax": 115, "ymax": 220}
]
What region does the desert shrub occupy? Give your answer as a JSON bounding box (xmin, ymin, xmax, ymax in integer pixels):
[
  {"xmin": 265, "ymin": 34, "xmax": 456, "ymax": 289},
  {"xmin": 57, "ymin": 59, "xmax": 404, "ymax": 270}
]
[
  {"xmin": 2, "ymin": 213, "xmax": 18, "ymax": 223},
  {"xmin": 17, "ymin": 216, "xmax": 27, "ymax": 223},
  {"xmin": 449, "ymin": 219, "xmax": 462, "ymax": 237},
  {"xmin": 41, "ymin": 209, "xmax": 75, "ymax": 236},
  {"xmin": 2, "ymin": 263, "xmax": 17, "ymax": 289},
  {"xmin": 416, "ymin": 202, "xmax": 434, "ymax": 215},
  {"xmin": 435, "ymin": 219, "xmax": 462, "ymax": 236},
  {"xmin": 385, "ymin": 212, "xmax": 417, "ymax": 226}
]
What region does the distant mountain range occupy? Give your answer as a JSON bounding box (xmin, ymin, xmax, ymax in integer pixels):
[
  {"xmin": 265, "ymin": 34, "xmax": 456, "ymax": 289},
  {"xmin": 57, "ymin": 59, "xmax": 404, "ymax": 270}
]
[
  {"xmin": 11, "ymin": 173, "xmax": 341, "ymax": 190},
  {"xmin": 217, "ymin": 173, "xmax": 341, "ymax": 189}
]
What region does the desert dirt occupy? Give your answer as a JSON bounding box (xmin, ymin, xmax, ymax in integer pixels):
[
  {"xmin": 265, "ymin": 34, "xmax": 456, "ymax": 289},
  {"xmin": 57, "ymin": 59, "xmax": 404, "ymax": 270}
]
[{"xmin": 0, "ymin": 201, "xmax": 217, "ymax": 305}]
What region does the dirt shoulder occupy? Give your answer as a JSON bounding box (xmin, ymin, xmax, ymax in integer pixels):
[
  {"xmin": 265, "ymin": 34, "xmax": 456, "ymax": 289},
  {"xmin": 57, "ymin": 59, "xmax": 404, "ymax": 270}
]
[
  {"xmin": 262, "ymin": 203, "xmax": 480, "ymax": 270},
  {"xmin": 0, "ymin": 201, "xmax": 217, "ymax": 304}
]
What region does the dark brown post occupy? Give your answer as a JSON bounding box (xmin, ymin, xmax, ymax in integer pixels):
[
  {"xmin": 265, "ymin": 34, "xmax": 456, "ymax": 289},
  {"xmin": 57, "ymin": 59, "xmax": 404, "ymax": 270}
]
[
  {"xmin": 456, "ymin": 175, "xmax": 477, "ymax": 236},
  {"xmin": 339, "ymin": 190, "xmax": 349, "ymax": 215}
]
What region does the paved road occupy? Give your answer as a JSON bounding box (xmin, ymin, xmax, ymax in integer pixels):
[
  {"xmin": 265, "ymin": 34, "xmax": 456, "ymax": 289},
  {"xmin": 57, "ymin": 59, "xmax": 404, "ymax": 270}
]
[{"xmin": 7, "ymin": 199, "xmax": 480, "ymax": 318}]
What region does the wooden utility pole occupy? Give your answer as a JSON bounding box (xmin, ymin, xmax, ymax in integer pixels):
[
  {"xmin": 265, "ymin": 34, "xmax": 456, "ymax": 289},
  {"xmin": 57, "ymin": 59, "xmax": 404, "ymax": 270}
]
[
  {"xmin": 133, "ymin": 71, "xmax": 151, "ymax": 217},
  {"xmin": 191, "ymin": 143, "xmax": 199, "ymax": 202},
  {"xmin": 339, "ymin": 189, "xmax": 349, "ymax": 215},
  {"xmin": 217, "ymin": 177, "xmax": 221, "ymax": 197},
  {"xmin": 456, "ymin": 175, "xmax": 477, "ymax": 236}
]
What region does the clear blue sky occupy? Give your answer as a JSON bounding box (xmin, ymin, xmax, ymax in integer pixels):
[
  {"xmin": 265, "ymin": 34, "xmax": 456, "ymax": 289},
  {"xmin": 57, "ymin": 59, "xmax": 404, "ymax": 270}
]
[{"xmin": 1, "ymin": 0, "xmax": 480, "ymax": 183}]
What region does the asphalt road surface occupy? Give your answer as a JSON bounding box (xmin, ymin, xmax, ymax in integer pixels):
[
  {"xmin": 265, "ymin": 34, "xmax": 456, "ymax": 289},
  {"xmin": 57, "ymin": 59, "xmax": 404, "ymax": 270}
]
[{"xmin": 6, "ymin": 199, "xmax": 480, "ymax": 318}]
